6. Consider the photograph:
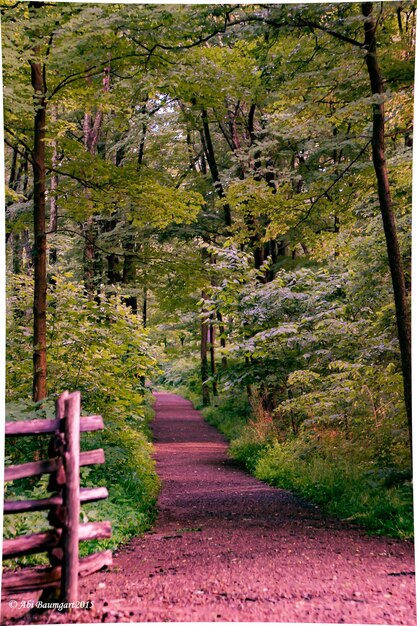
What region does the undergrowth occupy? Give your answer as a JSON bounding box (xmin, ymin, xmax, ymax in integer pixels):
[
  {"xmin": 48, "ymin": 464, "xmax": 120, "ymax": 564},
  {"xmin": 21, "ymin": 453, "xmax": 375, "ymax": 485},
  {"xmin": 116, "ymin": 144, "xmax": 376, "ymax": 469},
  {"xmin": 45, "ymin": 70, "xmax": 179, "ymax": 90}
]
[
  {"xmin": 3, "ymin": 397, "xmax": 160, "ymax": 569},
  {"xmin": 202, "ymin": 394, "xmax": 413, "ymax": 541}
]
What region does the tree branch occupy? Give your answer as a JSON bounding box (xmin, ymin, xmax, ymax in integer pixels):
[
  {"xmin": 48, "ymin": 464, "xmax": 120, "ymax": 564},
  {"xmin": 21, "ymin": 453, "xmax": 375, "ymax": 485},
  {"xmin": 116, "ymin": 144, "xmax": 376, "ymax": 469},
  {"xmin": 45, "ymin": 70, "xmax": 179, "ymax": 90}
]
[
  {"xmin": 293, "ymin": 139, "xmax": 372, "ymax": 228},
  {"xmin": 4, "ymin": 137, "xmax": 34, "ymax": 166},
  {"xmin": 47, "ymin": 53, "xmax": 152, "ymax": 101},
  {"xmin": 4, "ymin": 126, "xmax": 34, "ymax": 158},
  {"xmin": 299, "ymin": 18, "xmax": 364, "ymax": 48}
]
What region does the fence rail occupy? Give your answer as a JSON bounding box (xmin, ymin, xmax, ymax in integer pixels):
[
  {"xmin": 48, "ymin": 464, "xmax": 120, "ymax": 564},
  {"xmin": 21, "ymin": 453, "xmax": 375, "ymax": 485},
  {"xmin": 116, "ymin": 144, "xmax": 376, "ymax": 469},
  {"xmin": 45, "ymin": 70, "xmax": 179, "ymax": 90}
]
[{"xmin": 2, "ymin": 390, "xmax": 112, "ymax": 604}]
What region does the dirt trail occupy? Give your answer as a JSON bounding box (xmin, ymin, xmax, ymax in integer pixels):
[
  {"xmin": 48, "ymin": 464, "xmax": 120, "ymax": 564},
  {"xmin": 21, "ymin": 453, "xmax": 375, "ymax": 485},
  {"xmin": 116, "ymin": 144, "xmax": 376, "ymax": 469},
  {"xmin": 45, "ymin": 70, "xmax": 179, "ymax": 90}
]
[
  {"xmin": 13, "ymin": 391, "xmax": 416, "ymax": 624},
  {"xmin": 77, "ymin": 391, "xmax": 416, "ymax": 624}
]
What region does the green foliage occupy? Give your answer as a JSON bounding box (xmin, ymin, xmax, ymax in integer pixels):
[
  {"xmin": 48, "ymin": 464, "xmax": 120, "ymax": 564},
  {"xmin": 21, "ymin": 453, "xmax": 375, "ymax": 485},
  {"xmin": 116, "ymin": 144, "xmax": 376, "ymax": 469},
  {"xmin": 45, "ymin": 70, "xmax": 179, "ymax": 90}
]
[
  {"xmin": 204, "ymin": 396, "xmax": 412, "ymax": 540},
  {"xmin": 203, "ymin": 394, "xmax": 251, "ymax": 441},
  {"xmin": 254, "ymin": 436, "xmax": 413, "ymax": 540},
  {"xmin": 194, "ymin": 232, "xmax": 411, "ymax": 539},
  {"xmin": 205, "ymin": 232, "xmax": 409, "ymax": 438},
  {"xmin": 4, "ymin": 400, "xmax": 160, "ymax": 568},
  {"xmin": 157, "ymin": 357, "xmax": 201, "ymax": 395},
  {"xmin": 7, "ymin": 272, "xmax": 160, "ymax": 409},
  {"xmin": 5, "ymin": 272, "xmax": 161, "ymax": 566},
  {"xmin": 3, "ymin": 0, "xmax": 413, "ymax": 561}
]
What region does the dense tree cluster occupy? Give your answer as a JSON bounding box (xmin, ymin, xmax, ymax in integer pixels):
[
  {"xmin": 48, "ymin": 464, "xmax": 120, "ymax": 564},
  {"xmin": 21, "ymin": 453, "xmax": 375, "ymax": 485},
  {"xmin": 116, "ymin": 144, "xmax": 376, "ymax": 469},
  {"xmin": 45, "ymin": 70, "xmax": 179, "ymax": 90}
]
[{"xmin": 3, "ymin": 2, "xmax": 413, "ymax": 537}]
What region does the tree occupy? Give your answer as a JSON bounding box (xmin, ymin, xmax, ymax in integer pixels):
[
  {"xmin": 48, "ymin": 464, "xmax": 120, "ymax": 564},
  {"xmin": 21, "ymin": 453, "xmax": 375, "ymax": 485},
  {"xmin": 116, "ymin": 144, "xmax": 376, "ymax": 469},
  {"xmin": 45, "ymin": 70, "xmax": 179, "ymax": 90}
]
[
  {"xmin": 29, "ymin": 1, "xmax": 48, "ymax": 401},
  {"xmin": 362, "ymin": 1, "xmax": 411, "ymax": 452},
  {"xmin": 4, "ymin": 2, "xmax": 412, "ymax": 455}
]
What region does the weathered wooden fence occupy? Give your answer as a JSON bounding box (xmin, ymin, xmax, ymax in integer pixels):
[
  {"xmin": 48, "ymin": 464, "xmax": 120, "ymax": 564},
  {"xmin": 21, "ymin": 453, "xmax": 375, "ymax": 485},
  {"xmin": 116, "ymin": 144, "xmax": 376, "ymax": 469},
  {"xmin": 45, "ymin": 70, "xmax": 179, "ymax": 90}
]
[{"xmin": 2, "ymin": 391, "xmax": 112, "ymax": 602}]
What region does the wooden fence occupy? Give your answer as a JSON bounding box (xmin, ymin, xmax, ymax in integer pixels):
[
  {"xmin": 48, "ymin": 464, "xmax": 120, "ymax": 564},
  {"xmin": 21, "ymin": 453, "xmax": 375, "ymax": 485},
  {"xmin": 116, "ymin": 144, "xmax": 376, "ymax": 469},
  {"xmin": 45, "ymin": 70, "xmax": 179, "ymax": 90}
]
[{"xmin": 2, "ymin": 391, "xmax": 112, "ymax": 603}]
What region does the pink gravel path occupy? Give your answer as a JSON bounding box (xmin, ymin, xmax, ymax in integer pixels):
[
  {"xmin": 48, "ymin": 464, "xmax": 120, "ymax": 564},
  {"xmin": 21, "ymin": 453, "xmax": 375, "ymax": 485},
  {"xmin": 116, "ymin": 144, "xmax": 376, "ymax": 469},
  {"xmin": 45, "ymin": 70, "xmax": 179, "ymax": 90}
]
[
  {"xmin": 6, "ymin": 391, "xmax": 416, "ymax": 624},
  {"xmin": 79, "ymin": 392, "xmax": 416, "ymax": 624}
]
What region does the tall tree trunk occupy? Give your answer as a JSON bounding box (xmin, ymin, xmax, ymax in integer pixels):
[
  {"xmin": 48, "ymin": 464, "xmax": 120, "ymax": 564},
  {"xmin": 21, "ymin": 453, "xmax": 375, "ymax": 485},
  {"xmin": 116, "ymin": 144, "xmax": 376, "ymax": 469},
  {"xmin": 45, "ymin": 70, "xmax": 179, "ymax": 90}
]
[
  {"xmin": 8, "ymin": 145, "xmax": 18, "ymax": 190},
  {"xmin": 201, "ymin": 109, "xmax": 232, "ymax": 228},
  {"xmin": 11, "ymin": 233, "xmax": 21, "ymax": 274},
  {"xmin": 137, "ymin": 100, "xmax": 148, "ymax": 167},
  {"xmin": 122, "ymin": 240, "xmax": 138, "ymax": 314},
  {"xmin": 362, "ymin": 2, "xmax": 412, "ymax": 454},
  {"xmin": 201, "ymin": 291, "xmax": 210, "ymax": 406},
  {"xmin": 82, "ymin": 67, "xmax": 110, "ymax": 298},
  {"xmin": 83, "ymin": 217, "xmax": 96, "ymax": 298},
  {"xmin": 209, "ymin": 314, "xmax": 218, "ymax": 396},
  {"xmin": 30, "ymin": 55, "xmax": 47, "ymax": 402},
  {"xmin": 7, "ymin": 149, "xmax": 23, "ymax": 268},
  {"xmin": 247, "ymin": 103, "xmax": 278, "ymax": 277},
  {"xmin": 22, "ymin": 229, "xmax": 32, "ymax": 271},
  {"xmin": 105, "ymin": 218, "xmax": 121, "ymax": 285},
  {"xmin": 217, "ymin": 310, "xmax": 228, "ymax": 370},
  {"xmin": 245, "ymin": 355, "xmax": 252, "ymax": 400},
  {"xmin": 49, "ymin": 106, "xmax": 59, "ymax": 269},
  {"xmin": 82, "ymin": 106, "xmax": 97, "ymax": 298},
  {"xmin": 142, "ymin": 287, "xmax": 147, "ymax": 328}
]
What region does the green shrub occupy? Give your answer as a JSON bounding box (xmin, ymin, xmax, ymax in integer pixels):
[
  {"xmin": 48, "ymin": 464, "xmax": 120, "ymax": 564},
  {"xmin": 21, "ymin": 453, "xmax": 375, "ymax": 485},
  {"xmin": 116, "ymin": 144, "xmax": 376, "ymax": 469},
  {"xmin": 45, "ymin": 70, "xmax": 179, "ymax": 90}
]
[
  {"xmin": 254, "ymin": 436, "xmax": 413, "ymax": 539},
  {"xmin": 203, "ymin": 394, "xmax": 251, "ymax": 440},
  {"xmin": 201, "ymin": 395, "xmax": 413, "ymax": 540},
  {"xmin": 4, "ymin": 272, "xmax": 162, "ymax": 568},
  {"xmin": 3, "ymin": 398, "xmax": 160, "ymax": 568}
]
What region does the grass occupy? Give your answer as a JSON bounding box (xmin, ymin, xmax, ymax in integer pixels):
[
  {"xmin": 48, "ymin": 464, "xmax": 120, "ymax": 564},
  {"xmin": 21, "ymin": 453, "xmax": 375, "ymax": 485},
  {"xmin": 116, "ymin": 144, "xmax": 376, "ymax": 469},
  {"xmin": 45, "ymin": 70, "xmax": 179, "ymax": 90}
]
[{"xmin": 201, "ymin": 394, "xmax": 414, "ymax": 541}]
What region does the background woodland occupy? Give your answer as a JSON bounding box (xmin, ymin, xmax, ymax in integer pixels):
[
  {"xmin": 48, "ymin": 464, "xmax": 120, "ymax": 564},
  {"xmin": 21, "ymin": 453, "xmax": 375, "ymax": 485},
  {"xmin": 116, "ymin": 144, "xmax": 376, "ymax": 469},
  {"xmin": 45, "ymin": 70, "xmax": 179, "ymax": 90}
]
[{"xmin": 3, "ymin": 1, "xmax": 414, "ymax": 552}]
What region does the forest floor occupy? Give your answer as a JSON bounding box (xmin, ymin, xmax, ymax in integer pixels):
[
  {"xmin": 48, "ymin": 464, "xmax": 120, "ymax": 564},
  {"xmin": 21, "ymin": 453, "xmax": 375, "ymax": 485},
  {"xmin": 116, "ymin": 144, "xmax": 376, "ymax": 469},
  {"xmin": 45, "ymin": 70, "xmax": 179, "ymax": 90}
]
[{"xmin": 5, "ymin": 391, "xmax": 416, "ymax": 625}]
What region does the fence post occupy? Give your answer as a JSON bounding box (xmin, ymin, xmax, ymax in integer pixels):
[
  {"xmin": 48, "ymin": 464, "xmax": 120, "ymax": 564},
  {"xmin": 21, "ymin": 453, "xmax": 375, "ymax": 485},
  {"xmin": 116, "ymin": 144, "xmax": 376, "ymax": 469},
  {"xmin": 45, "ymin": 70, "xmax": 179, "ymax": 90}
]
[{"xmin": 61, "ymin": 391, "xmax": 81, "ymax": 603}]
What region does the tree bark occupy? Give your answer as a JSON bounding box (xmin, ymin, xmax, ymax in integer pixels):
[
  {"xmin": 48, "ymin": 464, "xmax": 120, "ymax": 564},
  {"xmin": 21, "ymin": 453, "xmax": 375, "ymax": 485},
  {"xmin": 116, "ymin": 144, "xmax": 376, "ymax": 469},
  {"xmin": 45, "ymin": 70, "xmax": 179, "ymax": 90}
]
[
  {"xmin": 217, "ymin": 310, "xmax": 228, "ymax": 370},
  {"xmin": 8, "ymin": 145, "xmax": 18, "ymax": 190},
  {"xmin": 137, "ymin": 100, "xmax": 148, "ymax": 167},
  {"xmin": 49, "ymin": 107, "xmax": 59, "ymax": 270},
  {"xmin": 105, "ymin": 218, "xmax": 121, "ymax": 285},
  {"xmin": 49, "ymin": 109, "xmax": 58, "ymax": 235},
  {"xmin": 362, "ymin": 2, "xmax": 412, "ymax": 454},
  {"xmin": 6, "ymin": 148, "xmax": 24, "ymax": 270},
  {"xmin": 201, "ymin": 291, "xmax": 210, "ymax": 406},
  {"xmin": 30, "ymin": 52, "xmax": 47, "ymax": 402},
  {"xmin": 82, "ymin": 68, "xmax": 110, "ymax": 298},
  {"xmin": 142, "ymin": 287, "xmax": 147, "ymax": 328},
  {"xmin": 82, "ymin": 217, "xmax": 96, "ymax": 298},
  {"xmin": 209, "ymin": 314, "xmax": 218, "ymax": 396},
  {"xmin": 122, "ymin": 241, "xmax": 138, "ymax": 314},
  {"xmin": 11, "ymin": 233, "xmax": 21, "ymax": 274},
  {"xmin": 201, "ymin": 109, "xmax": 232, "ymax": 228},
  {"xmin": 82, "ymin": 106, "xmax": 97, "ymax": 298}
]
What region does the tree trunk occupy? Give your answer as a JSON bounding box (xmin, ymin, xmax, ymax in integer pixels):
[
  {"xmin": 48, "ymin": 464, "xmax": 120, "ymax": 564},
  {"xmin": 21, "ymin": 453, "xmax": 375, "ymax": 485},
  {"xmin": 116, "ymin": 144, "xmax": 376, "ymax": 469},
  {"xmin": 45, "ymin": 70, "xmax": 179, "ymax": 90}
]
[
  {"xmin": 11, "ymin": 233, "xmax": 21, "ymax": 274},
  {"xmin": 8, "ymin": 145, "xmax": 18, "ymax": 190},
  {"xmin": 362, "ymin": 2, "xmax": 412, "ymax": 455},
  {"xmin": 82, "ymin": 68, "xmax": 110, "ymax": 298},
  {"xmin": 122, "ymin": 241, "xmax": 138, "ymax": 314},
  {"xmin": 142, "ymin": 287, "xmax": 148, "ymax": 328},
  {"xmin": 49, "ymin": 107, "xmax": 59, "ymax": 269},
  {"xmin": 83, "ymin": 217, "xmax": 96, "ymax": 298},
  {"xmin": 201, "ymin": 292, "xmax": 210, "ymax": 406},
  {"xmin": 82, "ymin": 106, "xmax": 97, "ymax": 298},
  {"xmin": 201, "ymin": 109, "xmax": 232, "ymax": 228},
  {"xmin": 217, "ymin": 310, "xmax": 228, "ymax": 369},
  {"xmin": 137, "ymin": 101, "xmax": 148, "ymax": 167},
  {"xmin": 209, "ymin": 314, "xmax": 218, "ymax": 396},
  {"xmin": 245, "ymin": 356, "xmax": 252, "ymax": 399},
  {"xmin": 6, "ymin": 147, "xmax": 25, "ymax": 270},
  {"xmin": 30, "ymin": 56, "xmax": 47, "ymax": 402},
  {"xmin": 22, "ymin": 229, "xmax": 32, "ymax": 271}
]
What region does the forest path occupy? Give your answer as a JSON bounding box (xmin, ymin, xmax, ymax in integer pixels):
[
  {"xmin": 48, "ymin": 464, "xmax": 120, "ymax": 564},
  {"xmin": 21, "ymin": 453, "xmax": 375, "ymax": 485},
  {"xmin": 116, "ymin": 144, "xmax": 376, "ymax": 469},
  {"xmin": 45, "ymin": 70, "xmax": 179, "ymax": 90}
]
[{"xmin": 78, "ymin": 391, "xmax": 415, "ymax": 624}]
